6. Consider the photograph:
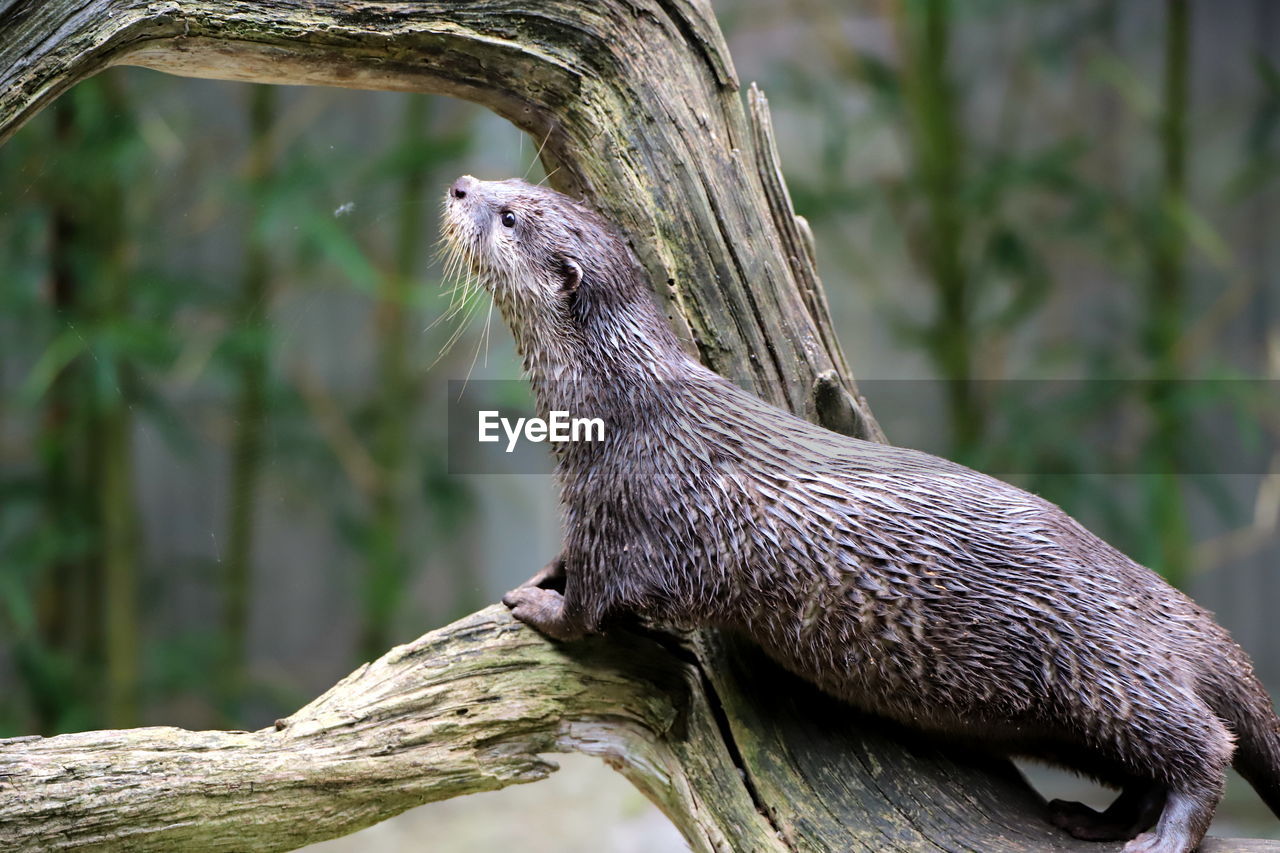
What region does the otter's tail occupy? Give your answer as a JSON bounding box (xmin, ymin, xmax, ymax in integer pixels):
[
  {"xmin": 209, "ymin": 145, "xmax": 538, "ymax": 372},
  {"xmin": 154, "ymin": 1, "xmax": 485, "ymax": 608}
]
[{"xmin": 1225, "ymin": 689, "xmax": 1280, "ymax": 820}]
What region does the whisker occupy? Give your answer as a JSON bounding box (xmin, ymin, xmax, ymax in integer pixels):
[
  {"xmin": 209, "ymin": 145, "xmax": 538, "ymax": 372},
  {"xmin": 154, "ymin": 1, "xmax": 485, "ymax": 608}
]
[
  {"xmin": 459, "ymin": 298, "xmax": 492, "ymax": 398},
  {"xmin": 425, "ymin": 287, "xmax": 476, "ymax": 332},
  {"xmin": 482, "ymin": 296, "xmax": 495, "ymax": 368},
  {"xmin": 428, "ymin": 239, "xmax": 483, "ymax": 334},
  {"xmin": 427, "ymin": 296, "xmax": 484, "ymax": 372},
  {"xmin": 536, "ymin": 165, "xmax": 562, "ymax": 188},
  {"xmin": 523, "ymin": 126, "xmax": 554, "ymax": 182}
]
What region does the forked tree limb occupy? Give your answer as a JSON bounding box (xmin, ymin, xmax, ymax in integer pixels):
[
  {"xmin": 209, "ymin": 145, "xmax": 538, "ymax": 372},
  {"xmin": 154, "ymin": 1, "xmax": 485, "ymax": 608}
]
[
  {"xmin": 0, "ymin": 607, "xmax": 779, "ymax": 852},
  {"xmin": 1, "ymin": 608, "xmax": 1272, "ymax": 852},
  {"xmin": 0, "ymin": 1, "xmax": 1274, "ymax": 851}
]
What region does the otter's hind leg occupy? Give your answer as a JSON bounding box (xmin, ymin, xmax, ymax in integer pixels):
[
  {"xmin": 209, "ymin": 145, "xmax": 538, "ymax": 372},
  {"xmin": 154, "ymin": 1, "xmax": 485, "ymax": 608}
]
[
  {"xmin": 1048, "ymin": 783, "xmax": 1164, "ymax": 841},
  {"xmin": 1118, "ymin": 707, "xmax": 1232, "ymax": 853},
  {"xmin": 1041, "ymin": 689, "xmax": 1232, "ymax": 852},
  {"xmin": 1123, "ymin": 778, "xmax": 1225, "ymax": 853}
]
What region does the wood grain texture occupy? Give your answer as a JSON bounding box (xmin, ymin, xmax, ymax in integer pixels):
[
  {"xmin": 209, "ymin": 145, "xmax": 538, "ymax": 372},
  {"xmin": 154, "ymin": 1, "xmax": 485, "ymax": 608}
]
[
  {"xmin": 1, "ymin": 608, "xmax": 1272, "ymax": 851},
  {"xmin": 0, "ymin": 2, "xmax": 1274, "ymax": 851},
  {"xmin": 0, "ymin": 607, "xmax": 777, "ymax": 851}
]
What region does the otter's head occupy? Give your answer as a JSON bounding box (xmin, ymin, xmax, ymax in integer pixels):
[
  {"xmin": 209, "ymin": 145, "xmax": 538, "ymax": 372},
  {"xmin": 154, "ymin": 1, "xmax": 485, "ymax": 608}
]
[{"xmin": 441, "ymin": 176, "xmax": 653, "ymax": 333}]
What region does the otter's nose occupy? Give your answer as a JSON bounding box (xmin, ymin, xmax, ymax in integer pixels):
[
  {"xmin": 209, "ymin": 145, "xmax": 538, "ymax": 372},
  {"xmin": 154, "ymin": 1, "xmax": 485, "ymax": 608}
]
[{"xmin": 450, "ymin": 175, "xmax": 475, "ymax": 200}]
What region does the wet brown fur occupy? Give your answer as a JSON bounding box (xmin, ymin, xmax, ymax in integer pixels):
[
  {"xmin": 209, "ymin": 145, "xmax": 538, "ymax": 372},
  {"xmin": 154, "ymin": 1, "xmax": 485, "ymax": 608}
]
[{"xmin": 442, "ymin": 176, "xmax": 1280, "ymax": 853}]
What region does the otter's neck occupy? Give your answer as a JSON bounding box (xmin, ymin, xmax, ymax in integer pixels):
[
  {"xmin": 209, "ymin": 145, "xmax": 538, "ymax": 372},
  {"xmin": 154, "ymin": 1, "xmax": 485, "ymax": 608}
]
[{"xmin": 504, "ymin": 293, "xmax": 698, "ymax": 427}]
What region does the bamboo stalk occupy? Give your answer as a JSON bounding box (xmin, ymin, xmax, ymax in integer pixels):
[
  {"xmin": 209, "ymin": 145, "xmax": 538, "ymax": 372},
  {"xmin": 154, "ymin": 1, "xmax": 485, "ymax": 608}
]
[
  {"xmin": 360, "ymin": 95, "xmax": 427, "ymax": 660},
  {"xmin": 222, "ymin": 83, "xmax": 276, "ymax": 719},
  {"xmin": 30, "ymin": 97, "xmax": 83, "ymax": 733},
  {"xmin": 94, "ymin": 72, "xmax": 141, "ymax": 729},
  {"xmin": 1145, "ymin": 0, "xmax": 1191, "ymax": 586},
  {"xmin": 895, "ymin": 0, "xmax": 983, "ymax": 460}
]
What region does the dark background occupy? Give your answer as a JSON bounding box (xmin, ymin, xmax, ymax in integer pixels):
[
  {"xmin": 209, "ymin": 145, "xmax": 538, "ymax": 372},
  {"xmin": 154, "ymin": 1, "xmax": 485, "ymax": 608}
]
[{"xmin": 1, "ymin": 0, "xmax": 1277, "ymax": 848}]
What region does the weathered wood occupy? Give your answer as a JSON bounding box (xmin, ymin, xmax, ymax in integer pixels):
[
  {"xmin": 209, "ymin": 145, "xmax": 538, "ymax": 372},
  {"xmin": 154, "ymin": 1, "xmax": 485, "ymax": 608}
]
[
  {"xmin": 0, "ymin": 608, "xmax": 1272, "ymax": 852},
  {"xmin": 0, "ymin": 607, "xmax": 778, "ymax": 852},
  {"xmin": 0, "ymin": 1, "xmax": 1274, "ymax": 851}
]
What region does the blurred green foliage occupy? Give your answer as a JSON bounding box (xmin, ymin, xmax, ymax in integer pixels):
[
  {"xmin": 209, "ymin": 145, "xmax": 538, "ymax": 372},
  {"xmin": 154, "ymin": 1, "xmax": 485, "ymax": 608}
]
[
  {"xmin": 776, "ymin": 0, "xmax": 1279, "ymax": 583},
  {"xmin": 0, "ymin": 75, "xmax": 483, "ymax": 735}
]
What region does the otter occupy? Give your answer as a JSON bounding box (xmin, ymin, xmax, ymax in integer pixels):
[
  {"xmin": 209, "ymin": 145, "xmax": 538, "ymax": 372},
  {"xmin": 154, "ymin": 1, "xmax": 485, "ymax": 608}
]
[{"xmin": 441, "ymin": 174, "xmax": 1280, "ymax": 853}]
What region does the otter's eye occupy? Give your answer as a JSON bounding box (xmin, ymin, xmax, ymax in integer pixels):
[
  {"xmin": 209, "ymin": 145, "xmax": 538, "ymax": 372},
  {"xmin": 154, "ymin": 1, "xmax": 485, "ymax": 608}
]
[{"xmin": 500, "ymin": 211, "xmax": 517, "ymax": 228}]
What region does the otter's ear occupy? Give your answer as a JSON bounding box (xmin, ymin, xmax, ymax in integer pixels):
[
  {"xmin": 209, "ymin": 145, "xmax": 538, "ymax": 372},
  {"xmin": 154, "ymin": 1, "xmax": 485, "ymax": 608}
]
[{"xmin": 560, "ymin": 258, "xmax": 583, "ymax": 295}]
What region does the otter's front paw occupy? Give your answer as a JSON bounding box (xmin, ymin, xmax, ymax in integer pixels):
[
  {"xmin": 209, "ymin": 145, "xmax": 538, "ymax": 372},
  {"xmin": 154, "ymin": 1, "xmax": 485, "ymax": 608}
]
[{"xmin": 502, "ymin": 585, "xmax": 584, "ymax": 642}]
